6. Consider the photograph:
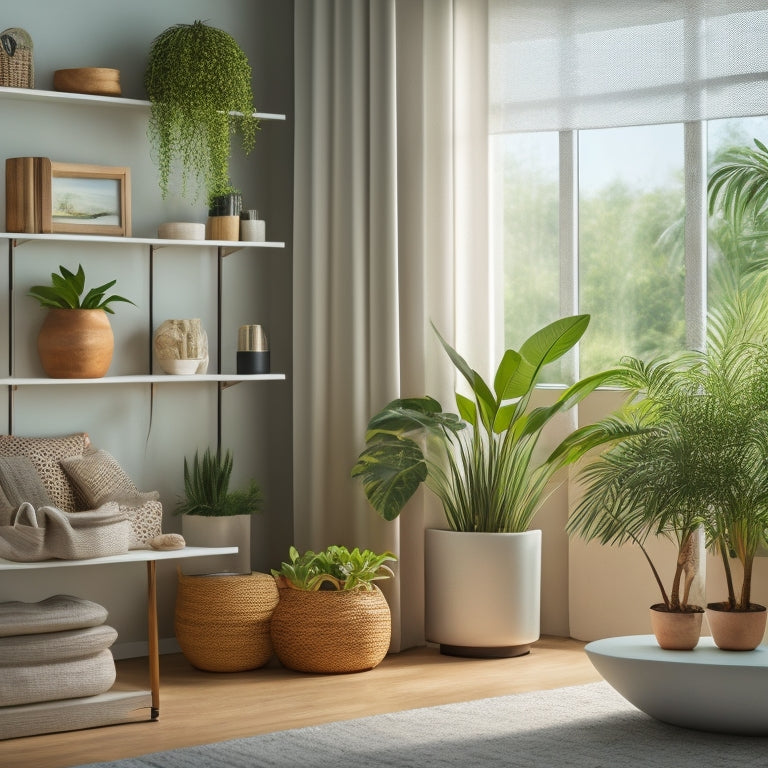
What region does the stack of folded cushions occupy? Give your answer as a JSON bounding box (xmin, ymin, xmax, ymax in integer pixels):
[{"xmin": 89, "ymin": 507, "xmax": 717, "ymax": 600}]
[
  {"xmin": 0, "ymin": 595, "xmax": 117, "ymax": 707},
  {"xmin": 0, "ymin": 433, "xmax": 163, "ymax": 551}
]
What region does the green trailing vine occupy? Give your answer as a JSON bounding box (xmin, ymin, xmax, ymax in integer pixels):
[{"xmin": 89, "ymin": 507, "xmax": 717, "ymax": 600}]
[{"xmin": 144, "ymin": 20, "xmax": 259, "ymax": 204}]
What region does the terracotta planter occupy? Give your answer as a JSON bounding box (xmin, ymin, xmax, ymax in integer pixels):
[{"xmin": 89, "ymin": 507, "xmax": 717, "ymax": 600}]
[
  {"xmin": 270, "ymin": 586, "xmax": 391, "ymax": 673},
  {"xmin": 37, "ymin": 308, "xmax": 113, "ymax": 378},
  {"xmin": 649, "ymin": 604, "xmax": 703, "ymax": 650},
  {"xmin": 425, "ymin": 528, "xmax": 541, "ymax": 657},
  {"xmin": 706, "ymin": 602, "xmax": 767, "ymax": 651},
  {"xmin": 175, "ymin": 571, "xmax": 278, "ymax": 672}
]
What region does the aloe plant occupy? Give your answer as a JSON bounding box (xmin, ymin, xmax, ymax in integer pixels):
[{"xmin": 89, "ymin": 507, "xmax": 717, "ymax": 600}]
[
  {"xmin": 272, "ymin": 545, "xmax": 397, "ymax": 591},
  {"xmin": 175, "ymin": 447, "xmax": 263, "ymax": 517},
  {"xmin": 352, "ymin": 315, "xmax": 620, "ymax": 532},
  {"xmin": 28, "ymin": 264, "xmax": 134, "ymax": 313}
]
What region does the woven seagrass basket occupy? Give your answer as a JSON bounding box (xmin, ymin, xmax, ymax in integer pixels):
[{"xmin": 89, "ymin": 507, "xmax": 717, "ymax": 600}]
[
  {"xmin": 0, "ymin": 28, "xmax": 33, "ymax": 89},
  {"xmin": 175, "ymin": 571, "xmax": 279, "ymax": 672},
  {"xmin": 269, "ymin": 585, "xmax": 391, "ymax": 674}
]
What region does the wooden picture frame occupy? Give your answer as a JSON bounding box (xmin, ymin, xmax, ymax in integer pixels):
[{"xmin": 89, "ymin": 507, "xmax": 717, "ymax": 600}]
[{"xmin": 6, "ymin": 157, "xmax": 131, "ymax": 237}]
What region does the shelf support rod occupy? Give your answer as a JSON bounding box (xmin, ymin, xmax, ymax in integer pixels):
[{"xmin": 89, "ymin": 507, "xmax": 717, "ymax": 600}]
[
  {"xmin": 7, "ymin": 239, "xmax": 13, "ymax": 434},
  {"xmin": 217, "ymin": 247, "xmax": 224, "ymax": 453}
]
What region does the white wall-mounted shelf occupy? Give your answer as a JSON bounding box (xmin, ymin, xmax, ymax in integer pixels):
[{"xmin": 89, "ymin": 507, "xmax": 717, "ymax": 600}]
[
  {"xmin": 2, "ymin": 232, "xmax": 285, "ymax": 249},
  {"xmin": 0, "ymin": 85, "xmax": 286, "ymax": 121},
  {"xmin": 0, "ymin": 374, "xmax": 285, "ymax": 386}
]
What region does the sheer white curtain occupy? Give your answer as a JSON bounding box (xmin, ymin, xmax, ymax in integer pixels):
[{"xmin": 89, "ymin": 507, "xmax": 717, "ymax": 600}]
[{"xmin": 293, "ymin": 0, "xmax": 489, "ymax": 650}]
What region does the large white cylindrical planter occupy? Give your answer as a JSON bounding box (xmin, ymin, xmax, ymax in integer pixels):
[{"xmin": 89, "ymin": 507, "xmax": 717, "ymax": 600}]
[{"xmin": 425, "ymin": 528, "xmax": 541, "ymax": 657}]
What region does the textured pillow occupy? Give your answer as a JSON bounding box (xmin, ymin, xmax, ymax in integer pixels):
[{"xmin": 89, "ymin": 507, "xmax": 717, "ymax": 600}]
[
  {"xmin": 0, "ymin": 482, "xmax": 14, "ymax": 526},
  {"xmin": 0, "ymin": 650, "xmax": 116, "ymax": 707},
  {"xmin": 0, "ymin": 624, "xmax": 117, "ymax": 664},
  {"xmin": 0, "ymin": 594, "xmax": 107, "ymax": 637},
  {"xmin": 118, "ymin": 499, "xmax": 163, "ymax": 549},
  {"xmin": 0, "ymin": 434, "xmax": 87, "ymax": 512},
  {"xmin": 60, "ymin": 449, "xmax": 159, "ymax": 510},
  {"xmin": 0, "ymin": 455, "xmax": 52, "ymax": 511}
]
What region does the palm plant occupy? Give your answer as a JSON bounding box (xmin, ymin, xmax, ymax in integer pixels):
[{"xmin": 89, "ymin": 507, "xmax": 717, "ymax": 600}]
[
  {"xmin": 565, "ymin": 287, "xmax": 768, "ymax": 613},
  {"xmin": 352, "ymin": 315, "xmax": 619, "ymax": 532},
  {"xmin": 708, "ymin": 138, "xmax": 768, "ymax": 292},
  {"xmin": 564, "ymin": 355, "xmax": 708, "ymax": 612}
]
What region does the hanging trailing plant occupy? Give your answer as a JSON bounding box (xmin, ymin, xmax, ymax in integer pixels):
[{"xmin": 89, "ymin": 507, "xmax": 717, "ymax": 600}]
[{"xmin": 143, "ymin": 20, "xmax": 259, "ymax": 204}]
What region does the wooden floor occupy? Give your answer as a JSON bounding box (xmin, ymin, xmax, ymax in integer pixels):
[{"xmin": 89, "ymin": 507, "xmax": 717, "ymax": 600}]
[{"xmin": 3, "ymin": 636, "xmax": 601, "ymax": 768}]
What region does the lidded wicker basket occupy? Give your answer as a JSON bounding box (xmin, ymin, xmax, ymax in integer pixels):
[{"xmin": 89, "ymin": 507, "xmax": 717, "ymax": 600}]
[
  {"xmin": 175, "ymin": 570, "xmax": 279, "ymax": 672},
  {"xmin": 269, "ymin": 585, "xmax": 392, "ymax": 674},
  {"xmin": 0, "ymin": 28, "xmax": 33, "ymax": 89}
]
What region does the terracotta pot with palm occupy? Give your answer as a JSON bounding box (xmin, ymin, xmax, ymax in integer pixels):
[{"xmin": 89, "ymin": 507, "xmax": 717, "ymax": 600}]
[{"xmin": 29, "ymin": 264, "xmax": 134, "ymax": 379}]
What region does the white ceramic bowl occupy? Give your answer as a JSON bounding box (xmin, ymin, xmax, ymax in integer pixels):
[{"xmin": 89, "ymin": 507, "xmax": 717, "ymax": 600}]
[{"xmin": 160, "ymin": 358, "xmax": 201, "ymax": 375}]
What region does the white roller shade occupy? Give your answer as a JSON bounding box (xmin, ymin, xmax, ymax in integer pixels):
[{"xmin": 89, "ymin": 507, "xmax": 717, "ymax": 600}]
[{"xmin": 489, "ymin": 0, "xmax": 768, "ymax": 133}]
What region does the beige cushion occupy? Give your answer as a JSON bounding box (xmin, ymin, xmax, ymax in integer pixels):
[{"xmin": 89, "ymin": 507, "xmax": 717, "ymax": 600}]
[
  {"xmin": 0, "ymin": 434, "xmax": 87, "ymax": 512},
  {"xmin": 0, "ymin": 650, "xmax": 116, "ymax": 707},
  {"xmin": 0, "ymin": 624, "xmax": 117, "ymax": 664},
  {"xmin": 0, "ymin": 595, "xmax": 107, "ymax": 637},
  {"xmin": 60, "ymin": 449, "xmax": 159, "ymax": 510},
  {"xmin": 0, "ymin": 455, "xmax": 52, "ymax": 511}
]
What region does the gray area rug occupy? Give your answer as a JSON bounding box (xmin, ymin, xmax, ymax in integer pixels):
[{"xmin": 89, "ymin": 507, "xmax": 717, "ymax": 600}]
[{"xmin": 79, "ymin": 682, "xmax": 766, "ymax": 768}]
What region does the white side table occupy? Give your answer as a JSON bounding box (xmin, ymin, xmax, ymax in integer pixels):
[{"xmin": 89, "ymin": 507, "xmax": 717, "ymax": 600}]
[
  {"xmin": 586, "ymin": 634, "xmax": 768, "ymax": 735},
  {"xmin": 0, "ymin": 546, "xmax": 236, "ymax": 738}
]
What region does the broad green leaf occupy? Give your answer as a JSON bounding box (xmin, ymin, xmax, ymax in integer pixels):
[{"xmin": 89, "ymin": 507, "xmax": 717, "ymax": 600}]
[
  {"xmin": 365, "ymin": 397, "xmax": 463, "ymax": 439},
  {"xmin": 351, "ymin": 434, "xmax": 427, "ymax": 521},
  {"xmin": 493, "ymin": 349, "xmax": 530, "ymax": 400},
  {"xmin": 456, "ymin": 393, "xmax": 476, "ymax": 426},
  {"xmin": 519, "ymin": 314, "xmax": 589, "ymax": 372},
  {"xmin": 432, "ymin": 323, "xmax": 497, "ymax": 428}
]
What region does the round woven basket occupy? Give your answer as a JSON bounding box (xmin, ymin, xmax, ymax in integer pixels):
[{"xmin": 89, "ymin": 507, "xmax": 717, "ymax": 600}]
[
  {"xmin": 175, "ymin": 571, "xmax": 279, "ymax": 672},
  {"xmin": 270, "ymin": 585, "xmax": 391, "ymax": 674}
]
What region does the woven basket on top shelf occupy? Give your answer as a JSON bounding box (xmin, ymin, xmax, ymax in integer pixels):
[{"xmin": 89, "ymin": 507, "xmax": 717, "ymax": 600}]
[
  {"xmin": 269, "ymin": 585, "xmax": 392, "ymax": 674},
  {"xmin": 175, "ymin": 570, "xmax": 279, "ymax": 672},
  {"xmin": 0, "ymin": 28, "xmax": 33, "ymax": 89}
]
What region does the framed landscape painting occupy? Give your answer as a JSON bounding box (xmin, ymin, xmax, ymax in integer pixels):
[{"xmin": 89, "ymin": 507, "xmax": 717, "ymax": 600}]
[
  {"xmin": 5, "ymin": 157, "xmax": 131, "ymax": 237},
  {"xmin": 43, "ymin": 162, "xmax": 131, "ymax": 236}
]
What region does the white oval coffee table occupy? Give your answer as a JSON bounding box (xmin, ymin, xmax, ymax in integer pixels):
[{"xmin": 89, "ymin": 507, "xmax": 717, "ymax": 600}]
[{"xmin": 585, "ymin": 635, "xmax": 768, "ymax": 734}]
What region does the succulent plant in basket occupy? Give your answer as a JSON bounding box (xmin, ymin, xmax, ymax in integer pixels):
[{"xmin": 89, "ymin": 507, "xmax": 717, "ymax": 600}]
[
  {"xmin": 270, "ymin": 545, "xmax": 397, "ymax": 674},
  {"xmin": 28, "ymin": 264, "xmax": 135, "ymax": 379},
  {"xmin": 272, "ymin": 545, "xmax": 397, "ymax": 591}
]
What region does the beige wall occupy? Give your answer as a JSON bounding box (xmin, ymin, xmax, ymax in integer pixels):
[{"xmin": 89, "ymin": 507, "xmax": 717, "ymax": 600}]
[{"xmin": 0, "ymin": 0, "xmax": 294, "ymax": 656}]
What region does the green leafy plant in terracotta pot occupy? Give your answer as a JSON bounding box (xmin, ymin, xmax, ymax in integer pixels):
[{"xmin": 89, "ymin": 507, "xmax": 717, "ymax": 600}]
[
  {"xmin": 144, "ymin": 20, "xmax": 259, "ymax": 205},
  {"xmin": 28, "ymin": 263, "xmax": 134, "ymax": 378},
  {"xmin": 269, "ymin": 545, "xmax": 397, "ymax": 674},
  {"xmin": 352, "ymin": 315, "xmax": 620, "ymax": 657}
]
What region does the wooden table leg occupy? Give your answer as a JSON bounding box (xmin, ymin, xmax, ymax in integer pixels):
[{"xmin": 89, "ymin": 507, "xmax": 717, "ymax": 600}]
[{"xmin": 147, "ymin": 560, "xmax": 160, "ymax": 720}]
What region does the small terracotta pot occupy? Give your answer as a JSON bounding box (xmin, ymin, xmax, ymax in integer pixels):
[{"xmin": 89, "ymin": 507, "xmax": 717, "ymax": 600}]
[
  {"xmin": 649, "ymin": 603, "xmax": 703, "ymax": 650},
  {"xmin": 706, "ymin": 602, "xmax": 767, "ymax": 651},
  {"xmin": 37, "ymin": 308, "xmax": 114, "ymax": 378}
]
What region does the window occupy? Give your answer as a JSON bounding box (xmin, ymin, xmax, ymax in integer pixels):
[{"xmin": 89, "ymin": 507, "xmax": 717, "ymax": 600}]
[{"xmin": 489, "ymin": 1, "xmax": 768, "ymax": 382}]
